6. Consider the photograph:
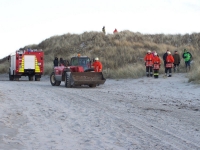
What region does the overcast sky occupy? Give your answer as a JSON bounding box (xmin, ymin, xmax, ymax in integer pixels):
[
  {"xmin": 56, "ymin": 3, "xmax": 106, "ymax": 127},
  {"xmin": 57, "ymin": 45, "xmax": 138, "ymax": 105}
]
[{"xmin": 0, "ymin": 0, "xmax": 200, "ymax": 58}]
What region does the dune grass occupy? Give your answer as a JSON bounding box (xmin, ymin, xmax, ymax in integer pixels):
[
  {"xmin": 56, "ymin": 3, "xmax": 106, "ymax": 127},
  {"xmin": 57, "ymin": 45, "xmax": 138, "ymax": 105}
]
[
  {"xmin": 0, "ymin": 31, "xmax": 200, "ymax": 82},
  {"xmin": 188, "ymin": 60, "xmax": 200, "ymax": 83},
  {"xmin": 0, "ymin": 60, "xmax": 9, "ymax": 74}
]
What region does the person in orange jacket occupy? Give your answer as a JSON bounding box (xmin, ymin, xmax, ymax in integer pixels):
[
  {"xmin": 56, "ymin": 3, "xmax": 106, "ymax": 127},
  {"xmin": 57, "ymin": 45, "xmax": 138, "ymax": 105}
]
[
  {"xmin": 165, "ymin": 51, "xmax": 174, "ymax": 77},
  {"xmin": 144, "ymin": 50, "xmax": 154, "ymax": 77},
  {"xmin": 92, "ymin": 57, "xmax": 103, "ymax": 72},
  {"xmin": 152, "ymin": 52, "xmax": 161, "ymax": 78}
]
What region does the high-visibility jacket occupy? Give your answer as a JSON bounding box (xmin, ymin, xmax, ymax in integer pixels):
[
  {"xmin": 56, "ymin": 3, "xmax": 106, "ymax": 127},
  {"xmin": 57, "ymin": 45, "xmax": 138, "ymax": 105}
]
[
  {"xmin": 152, "ymin": 56, "xmax": 161, "ymax": 69},
  {"xmin": 144, "ymin": 53, "xmax": 153, "ymax": 66},
  {"xmin": 166, "ymin": 55, "xmax": 174, "ymax": 63},
  {"xmin": 165, "ymin": 55, "xmax": 174, "ymax": 68},
  {"xmin": 92, "ymin": 61, "xmax": 103, "ymax": 72},
  {"xmin": 152, "ymin": 56, "xmax": 161, "ymax": 64},
  {"xmin": 183, "ymin": 52, "xmax": 192, "ymax": 62}
]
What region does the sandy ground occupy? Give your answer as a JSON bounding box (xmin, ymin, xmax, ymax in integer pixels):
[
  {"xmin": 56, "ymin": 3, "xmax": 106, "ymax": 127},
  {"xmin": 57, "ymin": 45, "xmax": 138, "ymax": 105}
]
[{"xmin": 0, "ymin": 73, "xmax": 200, "ymax": 150}]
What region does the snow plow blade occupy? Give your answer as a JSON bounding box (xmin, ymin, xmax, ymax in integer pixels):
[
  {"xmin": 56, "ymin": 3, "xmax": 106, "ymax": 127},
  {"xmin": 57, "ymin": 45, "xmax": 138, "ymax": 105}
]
[{"xmin": 70, "ymin": 72, "xmax": 106, "ymax": 86}]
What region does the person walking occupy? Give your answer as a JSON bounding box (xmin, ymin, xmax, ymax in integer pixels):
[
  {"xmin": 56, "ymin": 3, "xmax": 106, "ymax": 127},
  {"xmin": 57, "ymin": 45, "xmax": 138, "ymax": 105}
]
[
  {"xmin": 152, "ymin": 52, "xmax": 161, "ymax": 78},
  {"xmin": 182, "ymin": 49, "xmax": 192, "ymax": 72},
  {"xmin": 163, "ymin": 49, "xmax": 169, "ymax": 68},
  {"xmin": 165, "ymin": 51, "xmax": 174, "ymax": 77},
  {"xmin": 144, "ymin": 50, "xmax": 154, "ymax": 77},
  {"xmin": 173, "ymin": 50, "xmax": 180, "ymax": 72},
  {"xmin": 102, "ymin": 26, "xmax": 106, "ymax": 35},
  {"xmin": 92, "ymin": 57, "xmax": 103, "ymax": 72}
]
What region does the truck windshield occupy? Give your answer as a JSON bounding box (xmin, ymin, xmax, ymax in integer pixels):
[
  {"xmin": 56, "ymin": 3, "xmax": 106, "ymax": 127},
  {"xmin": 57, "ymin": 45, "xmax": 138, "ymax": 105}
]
[{"xmin": 71, "ymin": 57, "xmax": 91, "ymax": 70}]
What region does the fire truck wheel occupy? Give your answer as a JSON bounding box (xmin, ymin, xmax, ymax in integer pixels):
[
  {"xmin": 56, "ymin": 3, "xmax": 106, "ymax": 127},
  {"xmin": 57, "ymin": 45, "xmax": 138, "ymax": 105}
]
[
  {"xmin": 50, "ymin": 72, "xmax": 56, "ymax": 86},
  {"xmin": 14, "ymin": 77, "xmax": 19, "ymax": 81},
  {"xmin": 28, "ymin": 76, "xmax": 33, "ymax": 81},
  {"xmin": 65, "ymin": 72, "xmax": 72, "ymax": 88},
  {"xmin": 35, "ymin": 77, "xmax": 40, "ymax": 81}
]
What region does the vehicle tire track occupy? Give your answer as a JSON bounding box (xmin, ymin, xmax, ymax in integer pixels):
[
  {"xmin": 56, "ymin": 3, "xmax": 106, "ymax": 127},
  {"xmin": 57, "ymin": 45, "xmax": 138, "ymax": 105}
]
[{"xmin": 54, "ymin": 87, "xmax": 200, "ymax": 150}]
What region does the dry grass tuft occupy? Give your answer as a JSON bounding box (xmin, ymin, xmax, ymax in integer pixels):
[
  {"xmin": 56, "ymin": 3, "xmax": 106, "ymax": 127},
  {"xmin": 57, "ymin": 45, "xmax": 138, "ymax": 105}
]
[
  {"xmin": 188, "ymin": 60, "xmax": 200, "ymax": 83},
  {"xmin": 104, "ymin": 64, "xmax": 145, "ymax": 79}
]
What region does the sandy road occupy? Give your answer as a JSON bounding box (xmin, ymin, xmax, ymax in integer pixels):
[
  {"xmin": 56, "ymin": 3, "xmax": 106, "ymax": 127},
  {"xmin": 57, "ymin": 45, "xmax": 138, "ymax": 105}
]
[{"xmin": 0, "ymin": 73, "xmax": 200, "ymax": 150}]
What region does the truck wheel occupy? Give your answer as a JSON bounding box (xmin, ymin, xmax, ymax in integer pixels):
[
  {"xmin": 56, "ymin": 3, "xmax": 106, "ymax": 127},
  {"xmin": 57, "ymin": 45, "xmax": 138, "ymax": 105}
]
[
  {"xmin": 14, "ymin": 77, "xmax": 19, "ymax": 81},
  {"xmin": 89, "ymin": 84, "xmax": 96, "ymax": 88},
  {"xmin": 35, "ymin": 77, "xmax": 40, "ymax": 81},
  {"xmin": 9, "ymin": 71, "xmax": 14, "ymax": 81},
  {"xmin": 65, "ymin": 72, "xmax": 71, "ymax": 88},
  {"xmin": 29, "ymin": 76, "xmax": 33, "ymax": 81},
  {"xmin": 50, "ymin": 72, "xmax": 61, "ymax": 86},
  {"xmin": 50, "ymin": 72, "xmax": 56, "ymax": 86},
  {"xmin": 55, "ymin": 81, "xmax": 61, "ymax": 86}
]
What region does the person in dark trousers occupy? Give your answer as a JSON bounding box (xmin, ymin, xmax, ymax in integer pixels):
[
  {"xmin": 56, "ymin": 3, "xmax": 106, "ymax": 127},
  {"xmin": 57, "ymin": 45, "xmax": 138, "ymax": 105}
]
[
  {"xmin": 165, "ymin": 51, "xmax": 174, "ymax": 77},
  {"xmin": 173, "ymin": 50, "xmax": 181, "ymax": 72},
  {"xmin": 163, "ymin": 49, "xmax": 169, "ymax": 68},
  {"xmin": 182, "ymin": 49, "xmax": 192, "ymax": 72},
  {"xmin": 53, "ymin": 57, "xmax": 58, "ymax": 67},
  {"xmin": 144, "ymin": 50, "xmax": 154, "ymax": 77},
  {"xmin": 102, "ymin": 26, "xmax": 106, "ymax": 35},
  {"xmin": 152, "ymin": 52, "xmax": 161, "ymax": 78}
]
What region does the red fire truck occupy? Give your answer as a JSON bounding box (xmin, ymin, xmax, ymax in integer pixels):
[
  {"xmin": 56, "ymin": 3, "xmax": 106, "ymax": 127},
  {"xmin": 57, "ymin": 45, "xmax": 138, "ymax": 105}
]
[{"xmin": 9, "ymin": 49, "xmax": 44, "ymax": 81}]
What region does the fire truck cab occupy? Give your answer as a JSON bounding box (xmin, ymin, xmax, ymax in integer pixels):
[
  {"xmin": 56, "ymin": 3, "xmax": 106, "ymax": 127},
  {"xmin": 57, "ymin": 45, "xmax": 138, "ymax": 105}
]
[{"xmin": 9, "ymin": 49, "xmax": 44, "ymax": 81}]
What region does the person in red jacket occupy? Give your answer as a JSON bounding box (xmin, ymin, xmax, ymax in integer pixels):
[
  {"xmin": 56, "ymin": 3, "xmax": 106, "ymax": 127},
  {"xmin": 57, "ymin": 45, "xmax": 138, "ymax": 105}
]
[
  {"xmin": 92, "ymin": 57, "xmax": 103, "ymax": 72},
  {"xmin": 165, "ymin": 51, "xmax": 174, "ymax": 77},
  {"xmin": 144, "ymin": 50, "xmax": 154, "ymax": 77},
  {"xmin": 113, "ymin": 28, "xmax": 118, "ymax": 33},
  {"xmin": 152, "ymin": 52, "xmax": 161, "ymax": 78}
]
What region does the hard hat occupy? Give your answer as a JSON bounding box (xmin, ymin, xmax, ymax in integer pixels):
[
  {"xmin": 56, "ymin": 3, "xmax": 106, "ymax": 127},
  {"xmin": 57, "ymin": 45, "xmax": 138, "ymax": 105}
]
[
  {"xmin": 167, "ymin": 51, "xmax": 171, "ymax": 54},
  {"xmin": 154, "ymin": 52, "xmax": 157, "ymax": 56},
  {"xmin": 95, "ymin": 57, "xmax": 99, "ymax": 61},
  {"xmin": 147, "ymin": 50, "xmax": 151, "ymax": 53}
]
